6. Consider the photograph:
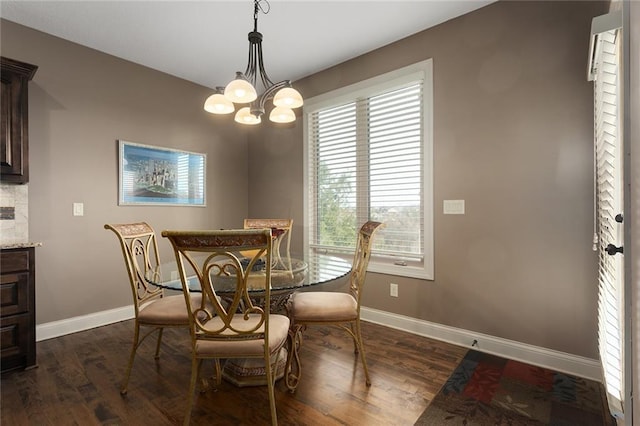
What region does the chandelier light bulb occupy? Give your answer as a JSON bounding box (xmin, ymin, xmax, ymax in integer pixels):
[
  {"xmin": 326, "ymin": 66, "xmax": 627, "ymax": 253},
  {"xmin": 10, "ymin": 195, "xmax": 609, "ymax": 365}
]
[
  {"xmin": 204, "ymin": 92, "xmax": 234, "ymax": 114},
  {"xmin": 273, "ymin": 87, "xmax": 303, "ymax": 108},
  {"xmin": 269, "ymin": 106, "xmax": 295, "ymax": 123},
  {"xmin": 235, "ymin": 107, "xmax": 261, "ymax": 125}
]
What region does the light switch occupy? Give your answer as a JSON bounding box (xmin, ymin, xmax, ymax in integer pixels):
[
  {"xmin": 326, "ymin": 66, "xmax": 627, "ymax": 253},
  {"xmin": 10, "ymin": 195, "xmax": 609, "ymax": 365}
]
[
  {"xmin": 443, "ymin": 199, "xmax": 465, "ymax": 215},
  {"xmin": 73, "ymin": 202, "xmax": 84, "ymax": 216}
]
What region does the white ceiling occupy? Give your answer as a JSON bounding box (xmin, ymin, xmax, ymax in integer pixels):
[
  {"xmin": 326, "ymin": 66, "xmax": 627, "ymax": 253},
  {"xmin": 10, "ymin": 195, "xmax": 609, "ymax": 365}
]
[{"xmin": 1, "ymin": 1, "xmax": 495, "ymax": 90}]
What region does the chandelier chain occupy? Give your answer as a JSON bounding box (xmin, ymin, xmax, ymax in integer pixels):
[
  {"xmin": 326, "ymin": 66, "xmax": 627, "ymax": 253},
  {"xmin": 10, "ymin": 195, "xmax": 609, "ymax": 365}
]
[
  {"xmin": 255, "ymin": 0, "xmax": 270, "ymax": 20},
  {"xmin": 246, "ymin": 0, "xmax": 273, "ymax": 91}
]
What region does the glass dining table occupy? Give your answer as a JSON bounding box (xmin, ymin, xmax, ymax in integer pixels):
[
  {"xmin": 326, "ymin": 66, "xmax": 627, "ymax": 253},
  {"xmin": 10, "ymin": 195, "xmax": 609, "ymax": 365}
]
[
  {"xmin": 145, "ymin": 252, "xmax": 351, "ymax": 311},
  {"xmin": 144, "ymin": 251, "xmax": 352, "ymax": 387}
]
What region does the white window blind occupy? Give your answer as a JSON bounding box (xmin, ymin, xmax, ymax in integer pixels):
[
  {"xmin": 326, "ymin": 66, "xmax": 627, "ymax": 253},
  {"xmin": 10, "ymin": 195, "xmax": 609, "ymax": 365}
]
[
  {"xmin": 592, "ymin": 28, "xmax": 625, "ymax": 420},
  {"xmin": 304, "ymin": 60, "xmax": 433, "ymax": 279}
]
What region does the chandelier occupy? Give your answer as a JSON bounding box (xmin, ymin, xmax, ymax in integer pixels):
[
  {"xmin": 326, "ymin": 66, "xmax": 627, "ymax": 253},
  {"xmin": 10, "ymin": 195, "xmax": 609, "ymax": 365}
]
[{"xmin": 203, "ymin": 0, "xmax": 303, "ymax": 125}]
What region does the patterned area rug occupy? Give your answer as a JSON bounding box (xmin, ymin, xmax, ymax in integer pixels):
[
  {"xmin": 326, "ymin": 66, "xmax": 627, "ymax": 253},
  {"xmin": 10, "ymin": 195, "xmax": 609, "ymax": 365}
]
[{"xmin": 415, "ymin": 350, "xmax": 614, "ymax": 425}]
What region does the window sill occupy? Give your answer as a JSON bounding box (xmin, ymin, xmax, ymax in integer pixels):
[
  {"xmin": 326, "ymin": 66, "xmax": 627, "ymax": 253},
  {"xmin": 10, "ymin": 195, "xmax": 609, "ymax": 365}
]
[{"xmin": 367, "ymin": 262, "xmax": 433, "ymax": 280}]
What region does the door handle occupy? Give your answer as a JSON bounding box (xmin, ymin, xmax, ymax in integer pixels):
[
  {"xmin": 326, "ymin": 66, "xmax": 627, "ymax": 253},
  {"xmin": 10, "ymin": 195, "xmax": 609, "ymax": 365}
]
[{"xmin": 606, "ymin": 244, "xmax": 623, "ymax": 255}]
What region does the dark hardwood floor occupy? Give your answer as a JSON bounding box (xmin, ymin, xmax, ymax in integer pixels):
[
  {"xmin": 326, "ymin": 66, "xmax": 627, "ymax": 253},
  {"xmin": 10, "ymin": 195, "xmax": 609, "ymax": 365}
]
[{"xmin": 1, "ymin": 320, "xmax": 468, "ymax": 425}]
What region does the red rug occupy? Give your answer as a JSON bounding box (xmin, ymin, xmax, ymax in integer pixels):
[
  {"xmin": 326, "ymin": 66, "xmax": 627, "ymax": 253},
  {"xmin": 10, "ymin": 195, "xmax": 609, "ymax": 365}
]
[{"xmin": 415, "ymin": 350, "xmax": 614, "ymax": 425}]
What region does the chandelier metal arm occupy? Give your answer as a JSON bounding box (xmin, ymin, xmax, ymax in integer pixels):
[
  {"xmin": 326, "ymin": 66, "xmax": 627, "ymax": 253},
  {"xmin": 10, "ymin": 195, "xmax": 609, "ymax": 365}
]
[
  {"xmin": 243, "ymin": 42, "xmax": 254, "ymax": 82},
  {"xmin": 256, "ymin": 42, "xmax": 274, "ymax": 89},
  {"xmin": 243, "ymin": 31, "xmax": 275, "ymax": 90},
  {"xmin": 250, "ymin": 80, "xmax": 291, "ymax": 117}
]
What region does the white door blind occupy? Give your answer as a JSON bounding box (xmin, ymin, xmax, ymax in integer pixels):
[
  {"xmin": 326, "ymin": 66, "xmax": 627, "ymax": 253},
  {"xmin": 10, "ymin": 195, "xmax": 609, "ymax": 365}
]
[
  {"xmin": 593, "ymin": 28, "xmax": 625, "ymax": 419},
  {"xmin": 308, "ymin": 83, "xmax": 423, "ymax": 260}
]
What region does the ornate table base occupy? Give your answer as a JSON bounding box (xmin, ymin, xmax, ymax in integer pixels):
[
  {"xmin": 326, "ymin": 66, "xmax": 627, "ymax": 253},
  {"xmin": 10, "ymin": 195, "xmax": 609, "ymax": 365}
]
[
  {"xmin": 284, "ymin": 325, "xmax": 303, "ymax": 392},
  {"xmin": 222, "ymin": 347, "xmax": 288, "ymax": 387}
]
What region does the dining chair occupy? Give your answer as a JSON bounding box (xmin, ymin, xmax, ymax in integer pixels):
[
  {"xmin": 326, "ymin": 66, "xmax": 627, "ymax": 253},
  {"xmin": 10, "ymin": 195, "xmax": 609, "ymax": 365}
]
[
  {"xmin": 162, "ymin": 228, "xmax": 290, "ymax": 426},
  {"xmin": 285, "ymin": 221, "xmax": 384, "ymax": 392},
  {"xmin": 104, "ymin": 222, "xmax": 196, "ymax": 395},
  {"xmin": 244, "ymin": 218, "xmax": 293, "ymax": 268}
]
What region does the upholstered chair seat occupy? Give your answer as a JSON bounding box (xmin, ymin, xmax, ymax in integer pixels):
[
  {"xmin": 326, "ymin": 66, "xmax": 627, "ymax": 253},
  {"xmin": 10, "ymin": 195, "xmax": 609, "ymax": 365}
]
[
  {"xmin": 138, "ymin": 294, "xmax": 201, "ymax": 325},
  {"xmin": 195, "ymin": 314, "xmax": 289, "ymax": 357},
  {"xmin": 289, "ymin": 292, "xmax": 357, "ymax": 322}
]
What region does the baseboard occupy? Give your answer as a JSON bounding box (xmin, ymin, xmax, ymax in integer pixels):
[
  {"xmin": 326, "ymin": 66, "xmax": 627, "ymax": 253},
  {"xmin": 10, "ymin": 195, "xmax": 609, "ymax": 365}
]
[
  {"xmin": 36, "ymin": 305, "xmax": 133, "ymax": 342},
  {"xmin": 361, "ymin": 306, "xmax": 602, "ymax": 382},
  {"xmin": 35, "ymin": 304, "xmax": 602, "ymax": 382}
]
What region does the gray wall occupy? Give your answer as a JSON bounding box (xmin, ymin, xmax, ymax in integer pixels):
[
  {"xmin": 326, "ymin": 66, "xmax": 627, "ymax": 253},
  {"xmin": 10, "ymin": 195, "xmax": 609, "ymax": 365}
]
[
  {"xmin": 0, "ymin": 20, "xmax": 250, "ymax": 323},
  {"xmin": 0, "ymin": 1, "xmax": 614, "ymax": 361},
  {"xmin": 249, "ymin": 0, "xmax": 608, "ymax": 358}
]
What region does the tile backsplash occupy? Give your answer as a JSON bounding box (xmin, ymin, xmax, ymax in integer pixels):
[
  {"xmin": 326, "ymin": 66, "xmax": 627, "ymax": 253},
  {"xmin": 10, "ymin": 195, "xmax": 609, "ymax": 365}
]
[{"xmin": 0, "ymin": 183, "xmax": 29, "ymax": 245}]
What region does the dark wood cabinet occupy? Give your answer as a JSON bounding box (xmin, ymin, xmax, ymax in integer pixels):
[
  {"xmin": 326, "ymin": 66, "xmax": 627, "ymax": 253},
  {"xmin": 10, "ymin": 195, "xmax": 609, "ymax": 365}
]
[
  {"xmin": 1, "ymin": 247, "xmax": 36, "ymax": 373},
  {"xmin": 1, "ymin": 57, "xmax": 38, "ymax": 184}
]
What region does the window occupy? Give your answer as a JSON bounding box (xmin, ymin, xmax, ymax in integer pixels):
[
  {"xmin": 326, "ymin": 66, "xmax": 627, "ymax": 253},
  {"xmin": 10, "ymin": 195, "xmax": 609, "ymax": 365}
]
[
  {"xmin": 304, "ymin": 60, "xmax": 433, "ymax": 279},
  {"xmin": 588, "ymin": 15, "xmax": 625, "ymax": 419}
]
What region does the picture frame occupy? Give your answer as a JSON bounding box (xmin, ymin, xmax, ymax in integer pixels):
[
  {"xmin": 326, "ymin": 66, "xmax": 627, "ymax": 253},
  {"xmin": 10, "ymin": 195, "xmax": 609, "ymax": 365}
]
[{"xmin": 118, "ymin": 140, "xmax": 206, "ymax": 206}]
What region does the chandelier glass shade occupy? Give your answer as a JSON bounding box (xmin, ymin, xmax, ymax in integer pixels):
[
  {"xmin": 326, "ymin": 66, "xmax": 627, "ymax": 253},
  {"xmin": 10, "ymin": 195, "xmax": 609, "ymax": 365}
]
[
  {"xmin": 269, "ymin": 106, "xmax": 296, "ymax": 123},
  {"xmin": 273, "ymin": 87, "xmax": 303, "ymax": 108},
  {"xmin": 235, "ymin": 106, "xmax": 262, "ymax": 125},
  {"xmin": 204, "ymin": 0, "xmax": 303, "ymax": 125},
  {"xmin": 204, "ymin": 87, "xmax": 235, "ymax": 114}
]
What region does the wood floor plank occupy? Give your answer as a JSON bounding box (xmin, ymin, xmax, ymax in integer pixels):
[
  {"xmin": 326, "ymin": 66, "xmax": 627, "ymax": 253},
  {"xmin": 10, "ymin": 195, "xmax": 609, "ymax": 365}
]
[{"xmin": 0, "ymin": 319, "xmax": 602, "ymax": 425}]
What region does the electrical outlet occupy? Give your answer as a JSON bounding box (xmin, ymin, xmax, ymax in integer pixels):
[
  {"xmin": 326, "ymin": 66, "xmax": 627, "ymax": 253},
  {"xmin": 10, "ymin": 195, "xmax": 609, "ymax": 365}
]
[{"xmin": 390, "ymin": 283, "xmax": 398, "ymax": 297}]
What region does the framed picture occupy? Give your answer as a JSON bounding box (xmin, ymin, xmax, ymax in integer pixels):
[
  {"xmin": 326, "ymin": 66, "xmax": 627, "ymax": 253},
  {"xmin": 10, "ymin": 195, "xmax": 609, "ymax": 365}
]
[{"xmin": 118, "ymin": 140, "xmax": 206, "ymax": 206}]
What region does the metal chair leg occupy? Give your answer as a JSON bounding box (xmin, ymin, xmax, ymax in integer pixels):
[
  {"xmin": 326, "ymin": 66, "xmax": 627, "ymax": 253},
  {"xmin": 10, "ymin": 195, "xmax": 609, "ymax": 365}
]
[
  {"xmin": 265, "ymin": 353, "xmax": 278, "ymax": 426},
  {"xmin": 183, "ymin": 357, "xmax": 201, "ymax": 426},
  {"xmin": 349, "ymin": 322, "xmax": 360, "ymax": 354},
  {"xmin": 154, "ymin": 327, "xmax": 164, "ymax": 359},
  {"xmin": 354, "ymin": 319, "xmax": 371, "ymax": 386},
  {"xmin": 120, "ymin": 321, "xmax": 141, "ymax": 395}
]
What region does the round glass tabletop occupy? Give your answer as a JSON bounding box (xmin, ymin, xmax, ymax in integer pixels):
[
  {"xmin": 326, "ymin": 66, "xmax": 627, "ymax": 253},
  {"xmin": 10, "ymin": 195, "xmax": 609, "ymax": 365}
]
[{"xmin": 145, "ymin": 252, "xmax": 352, "ymax": 295}]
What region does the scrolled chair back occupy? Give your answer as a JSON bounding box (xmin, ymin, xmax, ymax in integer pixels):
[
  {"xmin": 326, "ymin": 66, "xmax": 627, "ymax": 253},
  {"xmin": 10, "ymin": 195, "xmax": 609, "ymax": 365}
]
[
  {"xmin": 349, "ymin": 221, "xmax": 385, "ymax": 303},
  {"xmin": 161, "ymin": 229, "xmax": 274, "ymax": 340},
  {"xmin": 243, "ymin": 218, "xmax": 292, "ymax": 230},
  {"xmin": 244, "ymin": 218, "xmax": 294, "ymax": 268},
  {"xmin": 104, "ymin": 222, "xmax": 163, "ymax": 311}
]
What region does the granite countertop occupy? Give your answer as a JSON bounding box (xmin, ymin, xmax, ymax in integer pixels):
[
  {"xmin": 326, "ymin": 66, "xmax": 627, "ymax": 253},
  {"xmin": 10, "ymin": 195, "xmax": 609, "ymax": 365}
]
[{"xmin": 0, "ymin": 242, "xmax": 43, "ymax": 250}]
